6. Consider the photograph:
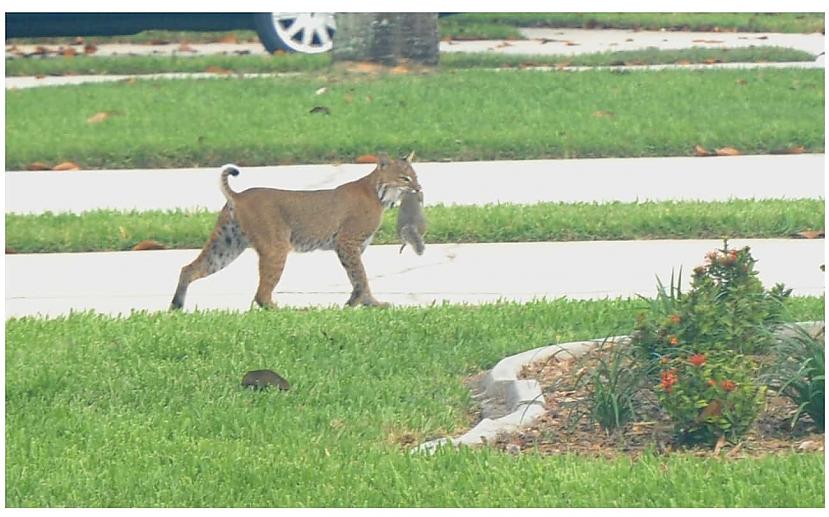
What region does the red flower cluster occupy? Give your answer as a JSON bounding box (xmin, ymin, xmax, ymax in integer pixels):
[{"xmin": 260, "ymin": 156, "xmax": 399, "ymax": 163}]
[
  {"xmin": 661, "ymin": 370, "xmax": 678, "ymax": 392},
  {"xmin": 689, "ymin": 353, "xmax": 706, "ymax": 367},
  {"xmin": 668, "ymin": 335, "xmax": 680, "ymax": 346},
  {"xmin": 720, "ymin": 380, "xmax": 737, "ymax": 392},
  {"xmin": 669, "ymin": 314, "xmax": 682, "ymax": 325}
]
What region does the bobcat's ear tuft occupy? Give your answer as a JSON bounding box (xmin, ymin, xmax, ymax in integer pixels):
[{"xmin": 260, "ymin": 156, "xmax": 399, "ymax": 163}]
[
  {"xmin": 377, "ymin": 152, "xmax": 391, "ymax": 168},
  {"xmin": 405, "ymin": 151, "xmax": 415, "ymax": 163}
]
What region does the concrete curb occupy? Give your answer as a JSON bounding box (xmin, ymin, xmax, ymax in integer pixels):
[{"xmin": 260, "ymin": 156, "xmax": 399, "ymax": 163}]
[{"xmin": 413, "ymin": 321, "xmax": 824, "ymax": 454}]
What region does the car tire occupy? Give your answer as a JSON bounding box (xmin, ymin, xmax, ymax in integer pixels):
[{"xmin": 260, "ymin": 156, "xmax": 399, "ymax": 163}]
[{"xmin": 253, "ymin": 13, "xmax": 336, "ymax": 54}]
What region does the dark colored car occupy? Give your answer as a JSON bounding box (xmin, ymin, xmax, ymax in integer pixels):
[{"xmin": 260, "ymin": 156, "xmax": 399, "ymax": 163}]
[{"xmin": 5, "ymin": 12, "xmax": 337, "ymax": 54}]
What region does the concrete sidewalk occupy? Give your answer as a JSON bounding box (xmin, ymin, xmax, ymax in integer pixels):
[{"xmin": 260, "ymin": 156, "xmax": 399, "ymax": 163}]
[
  {"xmin": 5, "ymin": 155, "xmax": 823, "ymax": 214},
  {"xmin": 5, "ymin": 59, "xmax": 823, "ymax": 90},
  {"xmin": 5, "ymin": 239, "xmax": 824, "ymax": 319}
]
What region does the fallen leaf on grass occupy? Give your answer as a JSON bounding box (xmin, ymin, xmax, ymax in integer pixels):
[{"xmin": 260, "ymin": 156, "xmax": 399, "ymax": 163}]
[
  {"xmin": 309, "ymin": 106, "xmax": 331, "ymax": 115},
  {"xmin": 355, "ymin": 154, "xmax": 378, "ymax": 164},
  {"xmin": 791, "ymin": 230, "xmax": 825, "ymax": 239},
  {"xmin": 715, "ymin": 147, "xmax": 740, "ymax": 156},
  {"xmin": 205, "ymin": 65, "xmax": 231, "ymax": 75},
  {"xmin": 86, "ymin": 112, "xmax": 110, "ymax": 124},
  {"xmin": 83, "ymin": 44, "xmax": 98, "ymax": 55},
  {"xmin": 735, "ymin": 78, "xmax": 748, "ymax": 85},
  {"xmin": 693, "ymin": 145, "xmax": 712, "ymax": 157},
  {"xmin": 703, "ymin": 58, "xmax": 722, "ymax": 65},
  {"xmin": 62, "ymin": 47, "xmax": 77, "ymax": 57},
  {"xmin": 26, "ymin": 162, "xmax": 51, "ymax": 171},
  {"xmin": 52, "ymin": 161, "xmax": 81, "ymax": 171},
  {"xmin": 218, "ymin": 34, "xmax": 238, "ymax": 44},
  {"xmin": 132, "ymin": 240, "xmax": 166, "ymax": 251},
  {"xmin": 592, "ymin": 110, "xmax": 615, "ymax": 118},
  {"xmin": 784, "ymin": 145, "xmax": 805, "ymax": 154}
]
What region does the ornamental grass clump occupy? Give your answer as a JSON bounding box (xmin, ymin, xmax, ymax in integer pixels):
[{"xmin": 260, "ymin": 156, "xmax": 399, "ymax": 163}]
[
  {"xmin": 629, "ymin": 241, "xmax": 791, "ymax": 445},
  {"xmin": 572, "ymin": 341, "xmax": 650, "ymax": 433},
  {"xmin": 765, "ymin": 325, "xmax": 825, "ymax": 431}
]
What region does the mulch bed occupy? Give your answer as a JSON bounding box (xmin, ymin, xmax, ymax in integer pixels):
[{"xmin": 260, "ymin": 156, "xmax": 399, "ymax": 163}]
[{"xmin": 488, "ymin": 344, "xmax": 824, "ymax": 459}]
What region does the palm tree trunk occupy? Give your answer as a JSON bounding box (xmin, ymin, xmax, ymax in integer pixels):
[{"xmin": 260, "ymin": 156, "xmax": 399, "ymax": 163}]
[{"xmin": 332, "ymin": 13, "xmax": 439, "ymax": 66}]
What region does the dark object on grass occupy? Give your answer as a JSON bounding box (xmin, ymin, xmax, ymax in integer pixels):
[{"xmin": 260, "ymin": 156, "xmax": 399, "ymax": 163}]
[{"xmin": 241, "ymin": 369, "xmax": 291, "ymax": 391}]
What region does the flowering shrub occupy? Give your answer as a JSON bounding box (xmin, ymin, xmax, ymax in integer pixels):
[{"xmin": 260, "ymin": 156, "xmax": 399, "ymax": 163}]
[
  {"xmin": 628, "ymin": 241, "xmax": 786, "ymax": 445},
  {"xmin": 657, "ymin": 351, "xmax": 766, "ymax": 444},
  {"xmin": 633, "ymin": 241, "xmax": 791, "ymax": 365}
]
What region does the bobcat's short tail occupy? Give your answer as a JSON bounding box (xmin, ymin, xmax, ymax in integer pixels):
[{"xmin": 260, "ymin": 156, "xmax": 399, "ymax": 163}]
[
  {"xmin": 220, "ymin": 164, "xmax": 241, "ymax": 206},
  {"xmin": 399, "ymin": 225, "xmax": 426, "ymax": 255}
]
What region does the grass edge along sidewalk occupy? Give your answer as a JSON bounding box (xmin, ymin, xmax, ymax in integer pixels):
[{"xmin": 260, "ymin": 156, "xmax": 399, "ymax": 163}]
[
  {"xmin": 5, "ymin": 68, "xmax": 824, "ymax": 170},
  {"xmin": 4, "ymin": 47, "xmax": 817, "ymax": 77},
  {"xmin": 5, "ymin": 297, "xmax": 824, "ymax": 506},
  {"xmin": 5, "ymin": 199, "xmax": 824, "ymax": 254}
]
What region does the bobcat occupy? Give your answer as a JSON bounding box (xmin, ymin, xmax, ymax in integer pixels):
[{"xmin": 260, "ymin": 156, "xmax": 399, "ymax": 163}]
[
  {"xmin": 397, "ymin": 190, "xmax": 427, "ymax": 255},
  {"xmin": 170, "ymin": 152, "xmax": 421, "ymax": 310}
]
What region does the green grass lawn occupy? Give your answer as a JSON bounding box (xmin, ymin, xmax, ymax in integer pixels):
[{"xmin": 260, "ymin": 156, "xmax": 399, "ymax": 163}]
[
  {"xmin": 5, "ymin": 68, "xmax": 824, "ymax": 170},
  {"xmin": 4, "ymin": 47, "xmax": 815, "ymax": 76},
  {"xmin": 6, "ymin": 297, "xmax": 824, "ymax": 507},
  {"xmin": 6, "ymin": 199, "xmax": 824, "ymax": 254}
]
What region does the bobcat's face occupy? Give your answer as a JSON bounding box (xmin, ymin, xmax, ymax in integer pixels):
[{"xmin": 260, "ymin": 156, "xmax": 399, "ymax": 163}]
[{"xmin": 375, "ymin": 152, "xmax": 421, "ymax": 208}]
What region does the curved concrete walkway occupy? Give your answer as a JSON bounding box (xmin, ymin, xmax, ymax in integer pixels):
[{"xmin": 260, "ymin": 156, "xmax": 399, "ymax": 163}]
[
  {"xmin": 5, "ymin": 239, "xmax": 824, "ymax": 319},
  {"xmin": 5, "ymin": 155, "xmax": 824, "ymax": 214}
]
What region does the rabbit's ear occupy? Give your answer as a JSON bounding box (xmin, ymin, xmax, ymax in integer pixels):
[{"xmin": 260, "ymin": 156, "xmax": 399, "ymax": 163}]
[{"xmin": 377, "ymin": 152, "xmax": 391, "ymax": 168}]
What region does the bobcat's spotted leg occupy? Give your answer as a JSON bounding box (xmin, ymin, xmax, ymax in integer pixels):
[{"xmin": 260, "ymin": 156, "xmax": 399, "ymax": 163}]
[
  {"xmin": 336, "ymin": 237, "xmax": 389, "ymax": 308},
  {"xmin": 170, "ymin": 208, "xmax": 248, "ymax": 310}
]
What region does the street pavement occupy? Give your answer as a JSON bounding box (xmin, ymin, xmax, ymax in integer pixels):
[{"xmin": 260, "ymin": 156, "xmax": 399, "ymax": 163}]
[
  {"xmin": 5, "ymin": 239, "xmax": 824, "ymax": 319},
  {"xmin": 7, "ymin": 27, "xmax": 825, "ymax": 58},
  {"xmin": 6, "ymin": 155, "xmax": 824, "ymax": 214}
]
